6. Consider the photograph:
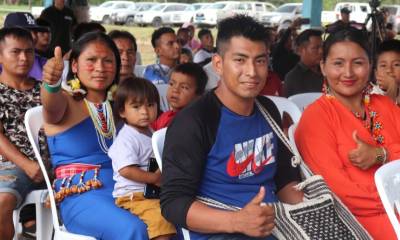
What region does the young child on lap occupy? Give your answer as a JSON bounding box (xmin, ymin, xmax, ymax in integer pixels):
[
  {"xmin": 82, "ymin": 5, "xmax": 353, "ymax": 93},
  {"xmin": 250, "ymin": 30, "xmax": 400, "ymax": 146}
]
[
  {"xmin": 109, "ymin": 77, "xmax": 176, "ymax": 240},
  {"xmin": 152, "ymin": 62, "xmax": 208, "ymax": 130}
]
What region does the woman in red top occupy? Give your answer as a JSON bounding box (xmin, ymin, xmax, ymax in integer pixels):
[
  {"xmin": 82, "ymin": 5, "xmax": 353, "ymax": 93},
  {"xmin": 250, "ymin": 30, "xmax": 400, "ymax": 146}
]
[{"xmin": 295, "ymin": 29, "xmax": 400, "ymax": 239}]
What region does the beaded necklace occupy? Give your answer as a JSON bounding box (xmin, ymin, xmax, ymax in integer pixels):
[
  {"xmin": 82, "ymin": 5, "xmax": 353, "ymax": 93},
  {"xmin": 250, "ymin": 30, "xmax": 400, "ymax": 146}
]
[
  {"xmin": 84, "ymin": 99, "xmax": 116, "ymax": 153},
  {"xmin": 326, "ymin": 93, "xmax": 385, "ymax": 145}
]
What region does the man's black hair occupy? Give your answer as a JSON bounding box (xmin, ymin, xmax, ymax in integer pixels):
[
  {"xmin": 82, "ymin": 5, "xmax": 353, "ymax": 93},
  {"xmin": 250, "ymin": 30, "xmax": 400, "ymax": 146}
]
[
  {"xmin": 295, "ymin": 29, "xmax": 322, "ymax": 47},
  {"xmin": 216, "ymin": 15, "xmax": 267, "ymax": 55},
  {"xmin": 198, "ymin": 28, "xmax": 212, "ymax": 40},
  {"xmin": 377, "ymin": 39, "xmax": 400, "ymax": 56},
  {"xmin": 0, "ymin": 27, "xmax": 33, "ymax": 45},
  {"xmin": 172, "ymin": 62, "xmax": 208, "ymax": 95},
  {"xmin": 109, "ymin": 30, "xmax": 137, "ymax": 52},
  {"xmin": 151, "ymin": 27, "xmax": 175, "ymax": 48},
  {"xmin": 177, "ymin": 27, "xmax": 190, "ymax": 35}
]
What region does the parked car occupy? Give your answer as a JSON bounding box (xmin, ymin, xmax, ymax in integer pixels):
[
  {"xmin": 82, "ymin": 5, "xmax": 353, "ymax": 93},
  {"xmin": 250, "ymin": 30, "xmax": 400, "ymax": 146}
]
[
  {"xmin": 260, "ymin": 3, "xmax": 302, "ymax": 27},
  {"xmin": 134, "ymin": 3, "xmax": 188, "ymax": 27},
  {"xmin": 333, "ymin": 2, "xmax": 371, "ymax": 24},
  {"xmin": 217, "ymin": 1, "xmax": 276, "ymax": 23},
  {"xmin": 192, "ymin": 3, "xmax": 210, "ymax": 11},
  {"xmin": 89, "ymin": 1, "xmax": 135, "ymax": 24},
  {"xmin": 194, "ymin": 1, "xmax": 241, "ymax": 27},
  {"xmin": 111, "ymin": 2, "xmax": 157, "ymax": 25},
  {"xmin": 162, "ymin": 4, "xmax": 195, "ymax": 26},
  {"xmin": 383, "ymin": 5, "xmax": 400, "ymax": 34}
]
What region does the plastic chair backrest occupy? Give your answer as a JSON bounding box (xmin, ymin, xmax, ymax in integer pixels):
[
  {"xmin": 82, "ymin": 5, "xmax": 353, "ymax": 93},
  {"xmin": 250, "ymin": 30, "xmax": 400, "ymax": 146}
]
[
  {"xmin": 288, "ymin": 123, "xmax": 312, "ymax": 179},
  {"xmin": 374, "ymin": 160, "xmax": 400, "ymax": 238},
  {"xmin": 151, "ymin": 127, "xmax": 191, "ymax": 239},
  {"xmin": 288, "ymin": 92, "xmax": 322, "ymax": 112},
  {"xmin": 134, "ymin": 65, "xmax": 146, "ymax": 78},
  {"xmin": 156, "ymin": 84, "xmax": 170, "ymax": 112},
  {"xmin": 152, "ymin": 128, "xmax": 167, "ymax": 171},
  {"xmin": 24, "ymin": 106, "xmax": 96, "ymax": 240},
  {"xmin": 265, "ymin": 95, "xmax": 302, "ymax": 123},
  {"xmin": 24, "ymin": 106, "xmax": 60, "ymax": 227}
]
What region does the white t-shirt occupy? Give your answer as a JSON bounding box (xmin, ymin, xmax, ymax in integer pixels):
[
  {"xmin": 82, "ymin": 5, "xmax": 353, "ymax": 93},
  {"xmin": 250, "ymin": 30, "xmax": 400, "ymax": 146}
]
[
  {"xmin": 108, "ymin": 124, "xmax": 154, "ymax": 198},
  {"xmin": 194, "ymin": 48, "xmax": 213, "ymax": 64}
]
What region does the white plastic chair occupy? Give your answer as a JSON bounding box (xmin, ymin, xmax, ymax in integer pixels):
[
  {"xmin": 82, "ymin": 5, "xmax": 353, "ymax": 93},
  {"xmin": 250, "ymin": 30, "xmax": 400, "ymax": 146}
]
[
  {"xmin": 265, "ymin": 95, "xmax": 302, "ymax": 123},
  {"xmin": 288, "ymin": 123, "xmax": 312, "ymax": 179},
  {"xmin": 152, "ymin": 128, "xmax": 167, "ymax": 171},
  {"xmin": 151, "ymin": 128, "xmax": 191, "ymax": 240},
  {"xmin": 374, "ymin": 160, "xmax": 400, "ymax": 238},
  {"xmin": 156, "ymin": 84, "xmax": 170, "ymax": 112},
  {"xmin": 288, "ymin": 92, "xmax": 322, "ymax": 112},
  {"xmin": 24, "ymin": 106, "xmax": 96, "ymax": 240},
  {"xmin": 13, "ymin": 189, "xmax": 52, "ymax": 240}
]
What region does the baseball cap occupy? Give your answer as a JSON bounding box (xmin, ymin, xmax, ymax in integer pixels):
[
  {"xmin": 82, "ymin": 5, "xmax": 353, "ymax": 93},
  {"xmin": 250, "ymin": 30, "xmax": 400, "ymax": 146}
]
[
  {"xmin": 4, "ymin": 12, "xmax": 48, "ymax": 32},
  {"xmin": 340, "ymin": 7, "xmax": 351, "ymax": 14}
]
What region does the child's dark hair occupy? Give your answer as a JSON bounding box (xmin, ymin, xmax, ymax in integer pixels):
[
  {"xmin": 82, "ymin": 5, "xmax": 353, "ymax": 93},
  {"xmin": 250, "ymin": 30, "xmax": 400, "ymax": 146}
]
[
  {"xmin": 114, "ymin": 77, "xmax": 160, "ymax": 122},
  {"xmin": 198, "ymin": 28, "xmax": 211, "ymax": 40},
  {"xmin": 151, "ymin": 27, "xmax": 175, "ymax": 48},
  {"xmin": 172, "ymin": 63, "xmax": 208, "ymax": 95},
  {"xmin": 322, "ymin": 28, "xmax": 369, "ymax": 62},
  {"xmin": 216, "ymin": 15, "xmax": 267, "ymax": 55},
  {"xmin": 0, "ymin": 27, "xmax": 33, "ymax": 46},
  {"xmin": 377, "ymin": 39, "xmax": 400, "ymax": 57}
]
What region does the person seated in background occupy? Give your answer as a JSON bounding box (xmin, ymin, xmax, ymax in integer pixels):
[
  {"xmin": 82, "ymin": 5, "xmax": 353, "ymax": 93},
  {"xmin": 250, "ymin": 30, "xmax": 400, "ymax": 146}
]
[
  {"xmin": 109, "ymin": 30, "xmax": 137, "ymax": 82},
  {"xmin": 283, "ymin": 29, "xmax": 323, "ymax": 97},
  {"xmin": 161, "ymin": 15, "xmax": 303, "ymax": 240},
  {"xmin": 182, "ymin": 23, "xmax": 201, "ymax": 52},
  {"xmin": 373, "ymin": 39, "xmax": 400, "ymax": 105},
  {"xmin": 110, "ymin": 78, "xmax": 176, "ymax": 240},
  {"xmin": 295, "ymin": 28, "xmax": 400, "ymax": 239},
  {"xmin": 144, "ymin": 27, "xmax": 180, "ymax": 84},
  {"xmin": 271, "ymin": 23, "xmax": 299, "ymax": 81},
  {"xmin": 34, "ymin": 18, "xmax": 52, "ymax": 59},
  {"xmin": 177, "ymin": 27, "xmax": 191, "ymax": 52},
  {"xmin": 152, "ymin": 62, "xmax": 207, "ymax": 130},
  {"xmin": 193, "ymin": 28, "xmax": 216, "ymax": 66},
  {"xmin": 179, "ymin": 48, "xmax": 192, "ymax": 64},
  {"xmin": 0, "ymin": 27, "xmax": 47, "ymax": 240},
  {"xmin": 260, "ymin": 27, "xmax": 283, "ymax": 96},
  {"xmin": 1, "ymin": 12, "xmax": 48, "ymax": 81}
]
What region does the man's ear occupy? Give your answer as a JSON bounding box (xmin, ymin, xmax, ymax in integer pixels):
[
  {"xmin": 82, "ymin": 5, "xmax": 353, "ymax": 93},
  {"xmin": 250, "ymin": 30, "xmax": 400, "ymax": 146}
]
[{"xmin": 212, "ymin": 53, "xmax": 223, "ymax": 77}]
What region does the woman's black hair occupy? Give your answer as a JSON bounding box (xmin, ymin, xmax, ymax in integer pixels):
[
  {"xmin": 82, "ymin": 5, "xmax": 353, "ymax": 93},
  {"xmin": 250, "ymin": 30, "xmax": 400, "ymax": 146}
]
[
  {"xmin": 67, "ymin": 31, "xmax": 121, "ymax": 99},
  {"xmin": 322, "ymin": 28, "xmax": 370, "ymax": 62},
  {"xmin": 113, "ymin": 77, "xmax": 160, "ymax": 123}
]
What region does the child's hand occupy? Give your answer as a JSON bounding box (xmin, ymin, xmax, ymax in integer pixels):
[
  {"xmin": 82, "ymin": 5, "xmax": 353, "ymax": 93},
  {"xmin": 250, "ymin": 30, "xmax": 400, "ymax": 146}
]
[{"xmin": 153, "ymin": 170, "xmax": 162, "ymax": 187}]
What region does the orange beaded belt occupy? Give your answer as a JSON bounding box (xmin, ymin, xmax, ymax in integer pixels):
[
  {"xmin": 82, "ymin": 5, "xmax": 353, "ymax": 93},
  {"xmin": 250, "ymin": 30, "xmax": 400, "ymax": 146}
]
[{"xmin": 53, "ymin": 163, "xmax": 102, "ymax": 204}]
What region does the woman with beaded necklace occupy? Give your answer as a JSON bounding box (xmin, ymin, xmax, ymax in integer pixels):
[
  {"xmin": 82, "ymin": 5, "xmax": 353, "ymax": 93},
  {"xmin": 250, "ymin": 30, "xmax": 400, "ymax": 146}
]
[
  {"xmin": 295, "ymin": 28, "xmax": 400, "ymax": 239},
  {"xmin": 41, "ymin": 32, "xmax": 148, "ymax": 239}
]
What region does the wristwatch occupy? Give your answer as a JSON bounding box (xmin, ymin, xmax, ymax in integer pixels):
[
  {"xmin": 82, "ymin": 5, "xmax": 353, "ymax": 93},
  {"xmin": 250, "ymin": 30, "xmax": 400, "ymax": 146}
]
[{"xmin": 375, "ymin": 147, "xmax": 386, "ymax": 165}]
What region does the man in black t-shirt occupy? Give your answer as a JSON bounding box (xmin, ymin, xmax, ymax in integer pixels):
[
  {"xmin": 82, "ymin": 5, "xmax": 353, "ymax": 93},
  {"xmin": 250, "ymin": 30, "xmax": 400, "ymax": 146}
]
[
  {"xmin": 40, "ymin": 0, "xmax": 76, "ymax": 56},
  {"xmin": 161, "ymin": 15, "xmax": 303, "ymax": 240}
]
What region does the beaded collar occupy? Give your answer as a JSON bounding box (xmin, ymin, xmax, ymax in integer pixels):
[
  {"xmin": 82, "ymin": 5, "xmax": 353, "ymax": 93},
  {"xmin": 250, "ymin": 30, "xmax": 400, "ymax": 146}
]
[{"xmin": 325, "ymin": 93, "xmax": 385, "ymax": 145}]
